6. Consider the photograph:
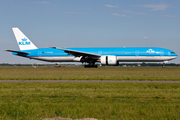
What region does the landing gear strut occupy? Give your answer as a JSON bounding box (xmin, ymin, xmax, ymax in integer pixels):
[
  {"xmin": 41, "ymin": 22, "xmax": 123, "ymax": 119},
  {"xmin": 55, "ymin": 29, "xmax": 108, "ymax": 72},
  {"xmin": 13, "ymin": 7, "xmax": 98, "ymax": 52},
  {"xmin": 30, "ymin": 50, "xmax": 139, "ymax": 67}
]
[
  {"xmin": 162, "ymin": 63, "xmax": 166, "ymax": 68},
  {"xmin": 84, "ymin": 62, "xmax": 98, "ymax": 68},
  {"xmin": 162, "ymin": 61, "xmax": 168, "ymax": 68}
]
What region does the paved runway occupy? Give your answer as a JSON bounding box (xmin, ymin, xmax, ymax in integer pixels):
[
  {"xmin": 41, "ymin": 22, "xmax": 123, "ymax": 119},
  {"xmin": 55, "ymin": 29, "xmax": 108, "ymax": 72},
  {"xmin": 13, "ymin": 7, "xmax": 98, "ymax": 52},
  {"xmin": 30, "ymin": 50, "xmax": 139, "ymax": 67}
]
[{"xmin": 0, "ymin": 80, "xmax": 180, "ymax": 83}]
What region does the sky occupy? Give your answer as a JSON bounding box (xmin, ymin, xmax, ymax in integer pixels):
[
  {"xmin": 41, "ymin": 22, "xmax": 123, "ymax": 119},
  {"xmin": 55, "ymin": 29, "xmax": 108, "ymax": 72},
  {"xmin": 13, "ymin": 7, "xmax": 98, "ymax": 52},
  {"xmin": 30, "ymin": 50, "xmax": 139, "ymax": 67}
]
[{"xmin": 0, "ymin": 0, "xmax": 180, "ymax": 64}]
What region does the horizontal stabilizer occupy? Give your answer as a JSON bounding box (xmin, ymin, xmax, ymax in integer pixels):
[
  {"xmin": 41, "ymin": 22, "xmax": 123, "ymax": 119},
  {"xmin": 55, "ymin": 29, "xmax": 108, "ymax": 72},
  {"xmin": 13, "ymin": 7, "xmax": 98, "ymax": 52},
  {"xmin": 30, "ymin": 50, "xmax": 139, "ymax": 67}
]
[{"xmin": 4, "ymin": 50, "xmax": 30, "ymax": 55}]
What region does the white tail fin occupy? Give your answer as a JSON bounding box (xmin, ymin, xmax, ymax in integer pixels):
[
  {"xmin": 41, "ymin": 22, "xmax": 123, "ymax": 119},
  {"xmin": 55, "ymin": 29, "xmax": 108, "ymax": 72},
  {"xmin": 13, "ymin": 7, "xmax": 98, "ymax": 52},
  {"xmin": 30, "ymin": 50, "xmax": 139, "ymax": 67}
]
[{"xmin": 12, "ymin": 28, "xmax": 37, "ymax": 50}]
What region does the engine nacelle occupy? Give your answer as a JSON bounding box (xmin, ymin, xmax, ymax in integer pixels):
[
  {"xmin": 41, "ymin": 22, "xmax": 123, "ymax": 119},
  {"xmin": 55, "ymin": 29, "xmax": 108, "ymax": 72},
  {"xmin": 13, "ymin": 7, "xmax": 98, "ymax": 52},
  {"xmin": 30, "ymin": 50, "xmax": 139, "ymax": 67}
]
[{"xmin": 100, "ymin": 56, "xmax": 119, "ymax": 66}]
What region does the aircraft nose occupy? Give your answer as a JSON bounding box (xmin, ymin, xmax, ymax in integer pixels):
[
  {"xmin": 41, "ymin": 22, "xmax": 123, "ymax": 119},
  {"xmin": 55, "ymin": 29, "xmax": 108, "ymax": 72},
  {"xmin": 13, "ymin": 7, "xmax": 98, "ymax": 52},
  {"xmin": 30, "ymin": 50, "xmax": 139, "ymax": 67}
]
[
  {"xmin": 171, "ymin": 51, "xmax": 178, "ymax": 57},
  {"xmin": 174, "ymin": 53, "xmax": 178, "ymax": 57},
  {"xmin": 173, "ymin": 53, "xmax": 178, "ymax": 59}
]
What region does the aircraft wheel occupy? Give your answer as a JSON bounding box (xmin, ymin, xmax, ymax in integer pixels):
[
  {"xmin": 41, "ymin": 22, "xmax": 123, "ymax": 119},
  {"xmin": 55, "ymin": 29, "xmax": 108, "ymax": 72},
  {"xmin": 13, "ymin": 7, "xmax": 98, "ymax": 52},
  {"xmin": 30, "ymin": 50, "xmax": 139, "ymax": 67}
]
[
  {"xmin": 94, "ymin": 65, "xmax": 98, "ymax": 68},
  {"xmin": 162, "ymin": 64, "xmax": 166, "ymax": 68},
  {"xmin": 84, "ymin": 65, "xmax": 98, "ymax": 68}
]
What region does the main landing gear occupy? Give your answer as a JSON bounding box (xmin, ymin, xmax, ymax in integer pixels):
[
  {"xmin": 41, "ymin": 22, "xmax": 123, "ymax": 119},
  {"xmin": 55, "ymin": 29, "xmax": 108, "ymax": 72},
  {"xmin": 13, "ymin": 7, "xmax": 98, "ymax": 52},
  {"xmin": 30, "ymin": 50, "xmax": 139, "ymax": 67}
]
[
  {"xmin": 81, "ymin": 57, "xmax": 98, "ymax": 68},
  {"xmin": 84, "ymin": 62, "xmax": 98, "ymax": 68},
  {"xmin": 84, "ymin": 65, "xmax": 98, "ymax": 68}
]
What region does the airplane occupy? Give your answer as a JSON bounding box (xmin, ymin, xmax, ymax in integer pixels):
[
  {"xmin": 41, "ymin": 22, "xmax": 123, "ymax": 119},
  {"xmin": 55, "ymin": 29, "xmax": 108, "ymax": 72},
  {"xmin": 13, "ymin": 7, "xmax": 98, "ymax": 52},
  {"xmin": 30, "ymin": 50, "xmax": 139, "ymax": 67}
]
[{"xmin": 5, "ymin": 28, "xmax": 178, "ymax": 68}]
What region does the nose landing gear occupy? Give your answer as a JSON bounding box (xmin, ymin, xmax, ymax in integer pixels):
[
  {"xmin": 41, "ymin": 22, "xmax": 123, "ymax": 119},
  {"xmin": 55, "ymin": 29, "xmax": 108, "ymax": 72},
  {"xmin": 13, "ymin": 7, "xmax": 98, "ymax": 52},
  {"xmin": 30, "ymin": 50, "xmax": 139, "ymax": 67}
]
[{"xmin": 162, "ymin": 61, "xmax": 168, "ymax": 68}]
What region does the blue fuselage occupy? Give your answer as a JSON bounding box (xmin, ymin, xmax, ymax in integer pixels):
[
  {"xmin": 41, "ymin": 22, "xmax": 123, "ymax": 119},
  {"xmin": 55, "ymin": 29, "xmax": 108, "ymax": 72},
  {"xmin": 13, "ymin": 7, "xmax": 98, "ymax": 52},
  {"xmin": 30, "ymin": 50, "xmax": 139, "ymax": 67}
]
[{"xmin": 12, "ymin": 47, "xmax": 178, "ymax": 63}]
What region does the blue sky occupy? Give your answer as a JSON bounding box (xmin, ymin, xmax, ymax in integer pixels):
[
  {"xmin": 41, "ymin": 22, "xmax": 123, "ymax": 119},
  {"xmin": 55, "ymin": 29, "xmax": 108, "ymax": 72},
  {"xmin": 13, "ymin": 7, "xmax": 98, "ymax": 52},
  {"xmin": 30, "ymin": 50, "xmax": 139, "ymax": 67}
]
[{"xmin": 0, "ymin": 0, "xmax": 180, "ymax": 64}]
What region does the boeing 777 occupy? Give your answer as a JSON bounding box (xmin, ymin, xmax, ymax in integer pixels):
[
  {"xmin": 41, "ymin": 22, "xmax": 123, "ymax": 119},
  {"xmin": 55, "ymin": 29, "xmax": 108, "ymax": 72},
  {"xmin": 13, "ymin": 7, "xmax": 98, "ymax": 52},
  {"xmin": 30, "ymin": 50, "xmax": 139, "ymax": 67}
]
[{"xmin": 5, "ymin": 28, "xmax": 178, "ymax": 68}]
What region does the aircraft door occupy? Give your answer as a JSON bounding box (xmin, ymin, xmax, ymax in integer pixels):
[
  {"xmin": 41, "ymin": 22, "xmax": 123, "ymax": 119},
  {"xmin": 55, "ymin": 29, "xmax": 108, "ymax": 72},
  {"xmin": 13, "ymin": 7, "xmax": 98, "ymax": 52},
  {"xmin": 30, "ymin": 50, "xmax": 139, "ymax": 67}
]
[
  {"xmin": 38, "ymin": 51, "xmax": 41, "ymax": 57},
  {"xmin": 135, "ymin": 51, "xmax": 139, "ymax": 56}
]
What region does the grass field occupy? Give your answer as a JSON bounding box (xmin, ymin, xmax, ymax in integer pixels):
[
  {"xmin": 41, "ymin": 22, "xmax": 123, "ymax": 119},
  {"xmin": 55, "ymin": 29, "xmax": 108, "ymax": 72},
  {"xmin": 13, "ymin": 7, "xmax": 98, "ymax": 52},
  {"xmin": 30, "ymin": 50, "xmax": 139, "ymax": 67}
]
[
  {"xmin": 0, "ymin": 83, "xmax": 179, "ymax": 120},
  {"xmin": 0, "ymin": 67, "xmax": 180, "ymax": 80}
]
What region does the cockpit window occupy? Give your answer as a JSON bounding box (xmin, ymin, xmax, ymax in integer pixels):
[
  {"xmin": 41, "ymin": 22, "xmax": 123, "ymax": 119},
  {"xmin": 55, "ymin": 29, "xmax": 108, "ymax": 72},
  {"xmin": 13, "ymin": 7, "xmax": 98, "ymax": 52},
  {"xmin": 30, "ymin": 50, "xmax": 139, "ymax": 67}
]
[{"xmin": 171, "ymin": 52, "xmax": 175, "ymax": 54}]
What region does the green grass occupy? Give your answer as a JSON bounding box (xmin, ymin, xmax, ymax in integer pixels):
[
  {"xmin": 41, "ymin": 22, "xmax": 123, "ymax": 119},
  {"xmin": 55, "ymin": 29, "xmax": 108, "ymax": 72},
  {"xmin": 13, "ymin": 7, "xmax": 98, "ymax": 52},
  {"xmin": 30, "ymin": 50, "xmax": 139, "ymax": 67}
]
[
  {"xmin": 0, "ymin": 67, "xmax": 180, "ymax": 80},
  {"xmin": 0, "ymin": 83, "xmax": 180, "ymax": 120}
]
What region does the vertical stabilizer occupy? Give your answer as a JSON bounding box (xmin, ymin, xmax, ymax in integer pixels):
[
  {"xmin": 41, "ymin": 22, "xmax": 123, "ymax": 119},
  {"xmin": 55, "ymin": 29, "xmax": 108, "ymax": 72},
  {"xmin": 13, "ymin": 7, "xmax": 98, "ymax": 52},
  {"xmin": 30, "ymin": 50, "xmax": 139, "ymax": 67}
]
[{"xmin": 12, "ymin": 28, "xmax": 37, "ymax": 50}]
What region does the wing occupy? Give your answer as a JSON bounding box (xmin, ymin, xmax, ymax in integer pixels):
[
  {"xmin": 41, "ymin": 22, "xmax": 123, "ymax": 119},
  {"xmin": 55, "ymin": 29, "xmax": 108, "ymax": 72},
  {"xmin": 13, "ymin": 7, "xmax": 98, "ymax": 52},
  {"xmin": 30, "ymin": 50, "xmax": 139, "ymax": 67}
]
[
  {"xmin": 4, "ymin": 50, "xmax": 30, "ymax": 55},
  {"xmin": 54, "ymin": 47, "xmax": 101, "ymax": 57}
]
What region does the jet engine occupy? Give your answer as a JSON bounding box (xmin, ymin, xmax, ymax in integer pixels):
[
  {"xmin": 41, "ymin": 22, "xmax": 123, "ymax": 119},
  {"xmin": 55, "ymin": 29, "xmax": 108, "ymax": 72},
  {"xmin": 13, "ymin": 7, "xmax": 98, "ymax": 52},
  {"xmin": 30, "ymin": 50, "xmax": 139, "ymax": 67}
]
[{"xmin": 100, "ymin": 56, "xmax": 119, "ymax": 66}]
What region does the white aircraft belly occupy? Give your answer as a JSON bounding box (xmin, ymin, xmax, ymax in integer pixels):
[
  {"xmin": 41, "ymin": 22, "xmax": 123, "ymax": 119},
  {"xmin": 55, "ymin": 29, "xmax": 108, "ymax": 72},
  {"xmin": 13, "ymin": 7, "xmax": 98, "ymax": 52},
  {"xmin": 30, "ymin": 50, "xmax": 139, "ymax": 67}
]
[
  {"xmin": 117, "ymin": 56, "xmax": 177, "ymax": 62},
  {"xmin": 31, "ymin": 56, "xmax": 75, "ymax": 62},
  {"xmin": 30, "ymin": 56, "xmax": 177, "ymax": 62}
]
